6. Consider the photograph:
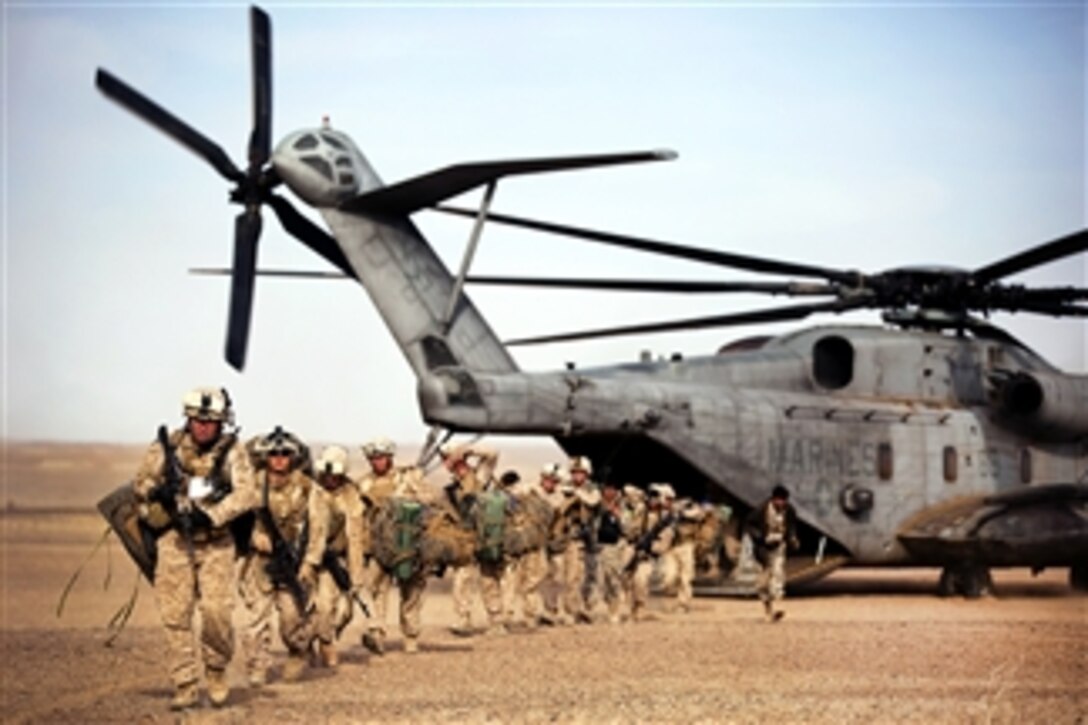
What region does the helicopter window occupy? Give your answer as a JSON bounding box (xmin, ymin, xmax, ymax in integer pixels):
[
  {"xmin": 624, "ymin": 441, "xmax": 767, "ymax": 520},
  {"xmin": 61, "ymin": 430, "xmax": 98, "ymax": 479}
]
[
  {"xmin": 1019, "ymin": 449, "xmax": 1032, "ymax": 484},
  {"xmin": 335, "ymin": 157, "xmax": 353, "ymax": 168},
  {"xmin": 813, "ymin": 336, "xmax": 854, "ymax": 390},
  {"xmin": 293, "ymin": 134, "xmax": 318, "ymax": 151},
  {"xmin": 877, "ymin": 442, "xmax": 893, "ymax": 481},
  {"xmin": 300, "ymin": 155, "xmax": 334, "ymax": 181},
  {"xmin": 338, "ymin": 173, "xmax": 355, "ymax": 186},
  {"xmin": 942, "ymin": 446, "xmax": 958, "ymax": 483},
  {"xmin": 321, "ymin": 133, "xmax": 346, "ymax": 150}
]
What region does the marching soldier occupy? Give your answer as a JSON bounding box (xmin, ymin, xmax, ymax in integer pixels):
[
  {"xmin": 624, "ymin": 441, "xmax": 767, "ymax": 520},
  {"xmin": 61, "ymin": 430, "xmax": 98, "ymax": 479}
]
[
  {"xmin": 470, "ymin": 468, "xmax": 516, "ymax": 635},
  {"xmin": 630, "ymin": 484, "xmax": 678, "ymax": 622},
  {"xmin": 131, "ymin": 387, "xmax": 256, "ymax": 710},
  {"xmin": 440, "ymin": 443, "xmax": 498, "ymax": 635},
  {"xmin": 502, "ymin": 470, "xmax": 551, "ymax": 629},
  {"xmin": 312, "ymin": 445, "xmax": 370, "ymax": 667},
  {"xmin": 358, "ymin": 438, "xmax": 430, "ymax": 654},
  {"xmin": 245, "ymin": 427, "xmax": 330, "ymax": 682},
  {"xmin": 593, "ymin": 481, "xmax": 629, "ymax": 623},
  {"xmin": 664, "ymin": 498, "xmax": 704, "ymax": 613},
  {"xmin": 558, "ymin": 456, "xmax": 601, "ymax": 624},
  {"xmin": 745, "ymin": 484, "xmax": 800, "ymax": 622},
  {"xmin": 536, "ymin": 463, "xmax": 571, "ymax": 625}
]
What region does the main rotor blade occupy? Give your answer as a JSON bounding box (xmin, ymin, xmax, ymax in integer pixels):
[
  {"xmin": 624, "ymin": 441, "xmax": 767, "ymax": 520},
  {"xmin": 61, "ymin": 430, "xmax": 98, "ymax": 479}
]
[
  {"xmin": 434, "ymin": 205, "xmax": 858, "ymax": 284},
  {"xmin": 95, "ymin": 69, "xmax": 244, "ymax": 183},
  {"xmin": 505, "ymin": 299, "xmax": 871, "ymax": 346},
  {"xmin": 466, "ymin": 275, "xmax": 837, "ymax": 295},
  {"xmin": 225, "ymin": 210, "xmax": 262, "ymax": 370},
  {"xmin": 996, "ymin": 301, "xmax": 1088, "ymax": 317},
  {"xmin": 247, "ymin": 6, "xmax": 272, "ymax": 172},
  {"xmin": 191, "ymin": 267, "xmax": 347, "ymax": 280},
  {"xmin": 973, "ymin": 229, "xmax": 1088, "ymax": 284},
  {"xmin": 267, "ymin": 194, "xmax": 357, "ymax": 279}
]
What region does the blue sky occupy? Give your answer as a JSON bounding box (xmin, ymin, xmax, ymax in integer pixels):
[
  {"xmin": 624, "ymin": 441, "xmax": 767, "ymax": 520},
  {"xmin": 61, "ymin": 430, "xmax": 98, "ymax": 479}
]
[{"xmin": 3, "ymin": 2, "xmax": 1085, "ymax": 443}]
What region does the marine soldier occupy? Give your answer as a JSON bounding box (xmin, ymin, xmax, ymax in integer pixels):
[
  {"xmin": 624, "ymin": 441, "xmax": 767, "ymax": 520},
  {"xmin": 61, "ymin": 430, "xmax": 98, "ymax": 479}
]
[
  {"xmin": 745, "ymin": 484, "xmax": 800, "ymax": 622},
  {"xmin": 501, "ymin": 470, "xmax": 551, "ymax": 629},
  {"xmin": 470, "ymin": 468, "xmax": 516, "ymax": 635},
  {"xmin": 619, "ymin": 485, "xmax": 649, "ymax": 614},
  {"xmin": 312, "ymin": 445, "xmax": 370, "ymax": 667},
  {"xmin": 593, "ymin": 481, "xmax": 629, "ymax": 623},
  {"xmin": 558, "ymin": 456, "xmax": 601, "ymax": 624},
  {"xmin": 664, "ymin": 498, "xmax": 704, "ymax": 613},
  {"xmin": 536, "ymin": 463, "xmax": 571, "ymax": 625},
  {"xmin": 131, "ymin": 386, "xmax": 256, "ymax": 710},
  {"xmin": 245, "ymin": 427, "xmax": 330, "ymax": 682},
  {"xmin": 440, "ymin": 443, "xmax": 498, "ymax": 635},
  {"xmin": 630, "ymin": 484, "xmax": 678, "ymax": 622},
  {"xmin": 358, "ymin": 438, "xmax": 430, "ymax": 654}
]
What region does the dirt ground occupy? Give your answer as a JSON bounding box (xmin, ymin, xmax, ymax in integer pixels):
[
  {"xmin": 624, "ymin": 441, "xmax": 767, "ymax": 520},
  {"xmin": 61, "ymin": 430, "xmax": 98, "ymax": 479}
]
[{"xmin": 2, "ymin": 508, "xmax": 1085, "ymax": 724}]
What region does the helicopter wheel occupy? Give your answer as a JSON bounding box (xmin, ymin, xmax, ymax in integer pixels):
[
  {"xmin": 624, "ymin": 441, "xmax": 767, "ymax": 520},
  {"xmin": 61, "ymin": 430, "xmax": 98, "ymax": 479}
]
[
  {"xmin": 938, "ymin": 564, "xmax": 993, "ymax": 599},
  {"xmin": 1070, "ymin": 565, "xmax": 1088, "ymax": 593}
]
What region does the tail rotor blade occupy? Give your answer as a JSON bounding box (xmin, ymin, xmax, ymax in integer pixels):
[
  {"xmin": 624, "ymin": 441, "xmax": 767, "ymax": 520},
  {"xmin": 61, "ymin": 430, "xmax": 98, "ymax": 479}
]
[
  {"xmin": 226, "ymin": 210, "xmax": 262, "ymax": 370},
  {"xmin": 95, "ymin": 69, "xmax": 244, "ymax": 183},
  {"xmin": 247, "ymin": 6, "xmax": 272, "ymax": 171}
]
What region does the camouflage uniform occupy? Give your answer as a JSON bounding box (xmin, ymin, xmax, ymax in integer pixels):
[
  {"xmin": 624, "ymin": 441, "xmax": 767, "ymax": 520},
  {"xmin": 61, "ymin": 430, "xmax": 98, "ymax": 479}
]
[
  {"xmin": 246, "ymin": 463, "xmax": 330, "ymax": 681},
  {"xmin": 619, "ymin": 486, "xmax": 649, "ymax": 615},
  {"xmin": 502, "ymin": 474, "xmax": 552, "ymax": 628},
  {"xmin": 359, "ymin": 445, "xmax": 429, "ymax": 653},
  {"xmin": 659, "ymin": 499, "xmax": 702, "ymax": 612},
  {"xmin": 536, "ymin": 470, "xmax": 570, "ymax": 624},
  {"xmin": 131, "ymin": 388, "xmax": 256, "ymax": 709},
  {"xmin": 312, "ymin": 446, "xmax": 370, "ymax": 667},
  {"xmin": 441, "ymin": 444, "xmax": 497, "ymax": 634},
  {"xmin": 593, "ymin": 485, "xmax": 629, "ymax": 623},
  {"xmin": 746, "ymin": 488, "xmax": 799, "ymax": 622},
  {"xmin": 558, "ymin": 457, "xmax": 601, "ymax": 624},
  {"xmin": 631, "ymin": 485, "xmax": 679, "ymax": 621}
]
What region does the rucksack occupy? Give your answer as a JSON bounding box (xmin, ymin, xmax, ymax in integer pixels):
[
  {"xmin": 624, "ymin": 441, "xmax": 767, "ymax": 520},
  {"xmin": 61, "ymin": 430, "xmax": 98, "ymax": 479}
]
[
  {"xmin": 391, "ymin": 499, "xmax": 424, "ymax": 582},
  {"xmin": 475, "ymin": 490, "xmax": 508, "ymax": 563}
]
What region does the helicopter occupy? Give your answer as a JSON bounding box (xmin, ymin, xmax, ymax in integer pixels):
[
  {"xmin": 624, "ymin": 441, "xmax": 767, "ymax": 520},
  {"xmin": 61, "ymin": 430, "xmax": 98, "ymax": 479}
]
[{"xmin": 97, "ymin": 5, "xmax": 1088, "ymax": 598}]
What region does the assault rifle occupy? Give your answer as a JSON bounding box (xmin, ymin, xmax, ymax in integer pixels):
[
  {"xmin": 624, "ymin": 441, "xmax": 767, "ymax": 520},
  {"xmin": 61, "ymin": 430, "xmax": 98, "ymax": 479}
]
[
  {"xmin": 623, "ymin": 512, "xmax": 676, "ymax": 574},
  {"xmin": 256, "ymin": 501, "xmax": 310, "ymax": 615},
  {"xmin": 151, "ymin": 425, "xmax": 205, "ymax": 557},
  {"xmin": 321, "ymin": 550, "xmax": 371, "ymax": 617}
]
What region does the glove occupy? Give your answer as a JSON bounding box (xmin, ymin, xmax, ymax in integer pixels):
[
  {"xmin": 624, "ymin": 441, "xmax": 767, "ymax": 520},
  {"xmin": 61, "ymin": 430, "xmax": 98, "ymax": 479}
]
[
  {"xmin": 299, "ymin": 562, "xmax": 318, "ymax": 592},
  {"xmin": 185, "ymin": 506, "xmax": 214, "ymax": 531}
]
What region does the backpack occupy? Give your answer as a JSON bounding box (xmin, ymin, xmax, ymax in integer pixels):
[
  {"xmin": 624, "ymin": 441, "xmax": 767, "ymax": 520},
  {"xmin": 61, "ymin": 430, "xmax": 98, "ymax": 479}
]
[
  {"xmin": 475, "ymin": 490, "xmax": 508, "ymax": 563},
  {"xmin": 391, "ymin": 499, "xmax": 424, "ymax": 582}
]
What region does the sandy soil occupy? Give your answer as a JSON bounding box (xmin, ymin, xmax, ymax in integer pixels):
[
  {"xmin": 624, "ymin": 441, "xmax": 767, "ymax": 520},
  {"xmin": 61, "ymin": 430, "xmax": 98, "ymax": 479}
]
[
  {"xmin": 2, "ymin": 510, "xmax": 1085, "ymax": 724},
  {"xmin": 1, "ymin": 444, "xmax": 1085, "ymax": 722}
]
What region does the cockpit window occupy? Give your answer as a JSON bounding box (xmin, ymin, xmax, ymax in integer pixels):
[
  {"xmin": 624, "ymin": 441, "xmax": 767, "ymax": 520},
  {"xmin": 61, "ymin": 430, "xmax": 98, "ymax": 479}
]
[
  {"xmin": 300, "ymin": 155, "xmax": 333, "ymax": 181},
  {"xmin": 335, "ymin": 157, "xmax": 353, "ymax": 168},
  {"xmin": 321, "ymin": 133, "xmax": 346, "ymax": 150},
  {"xmin": 293, "ymin": 134, "xmax": 318, "ymax": 151}
]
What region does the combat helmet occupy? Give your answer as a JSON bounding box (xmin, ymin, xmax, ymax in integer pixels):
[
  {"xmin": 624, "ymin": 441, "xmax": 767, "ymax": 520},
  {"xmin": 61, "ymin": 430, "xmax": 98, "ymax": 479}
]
[
  {"xmin": 254, "ymin": 425, "xmax": 310, "ymax": 470},
  {"xmin": 362, "ymin": 437, "xmax": 396, "ymax": 459},
  {"xmin": 316, "ymin": 445, "xmax": 350, "ymax": 476},
  {"xmin": 182, "ymin": 386, "xmax": 234, "ymax": 424},
  {"xmin": 569, "ymin": 456, "xmax": 593, "ymax": 476}
]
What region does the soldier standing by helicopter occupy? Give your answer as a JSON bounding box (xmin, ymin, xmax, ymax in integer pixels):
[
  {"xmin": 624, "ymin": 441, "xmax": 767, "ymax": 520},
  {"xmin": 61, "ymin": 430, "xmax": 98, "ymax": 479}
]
[
  {"xmin": 130, "ymin": 387, "xmax": 256, "ymax": 710},
  {"xmin": 440, "ymin": 443, "xmax": 498, "ymax": 635},
  {"xmin": 559, "ymin": 456, "xmax": 601, "ymax": 624},
  {"xmin": 358, "ymin": 438, "xmax": 430, "ymax": 654},
  {"xmin": 745, "ymin": 485, "xmax": 800, "ymax": 622}
]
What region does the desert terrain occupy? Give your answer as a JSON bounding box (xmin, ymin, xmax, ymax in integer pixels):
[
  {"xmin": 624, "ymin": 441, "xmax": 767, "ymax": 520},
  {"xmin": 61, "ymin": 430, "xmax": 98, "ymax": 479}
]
[{"xmin": 1, "ymin": 442, "xmax": 1085, "ymax": 723}]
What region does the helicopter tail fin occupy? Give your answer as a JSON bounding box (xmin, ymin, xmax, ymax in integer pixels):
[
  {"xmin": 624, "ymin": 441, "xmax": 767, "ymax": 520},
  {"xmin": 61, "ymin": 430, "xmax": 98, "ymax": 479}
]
[{"xmin": 315, "ymin": 205, "xmax": 518, "ymax": 387}]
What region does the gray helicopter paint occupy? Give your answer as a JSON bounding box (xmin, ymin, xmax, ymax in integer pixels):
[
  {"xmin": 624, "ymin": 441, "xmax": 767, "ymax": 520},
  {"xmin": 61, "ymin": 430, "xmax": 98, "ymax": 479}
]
[{"xmin": 271, "ymin": 127, "xmax": 1087, "ymax": 573}]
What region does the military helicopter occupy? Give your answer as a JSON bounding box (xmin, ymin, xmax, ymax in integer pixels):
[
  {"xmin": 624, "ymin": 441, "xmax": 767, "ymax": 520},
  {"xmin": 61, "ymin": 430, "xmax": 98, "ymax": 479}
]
[{"xmin": 97, "ymin": 6, "xmax": 1087, "ymax": 597}]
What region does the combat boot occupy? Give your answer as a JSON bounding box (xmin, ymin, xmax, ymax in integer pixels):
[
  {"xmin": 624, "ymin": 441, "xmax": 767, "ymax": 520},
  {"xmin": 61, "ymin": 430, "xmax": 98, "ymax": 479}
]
[
  {"xmin": 450, "ymin": 615, "xmax": 474, "ymax": 637},
  {"xmin": 362, "ymin": 628, "xmax": 385, "ymax": 656},
  {"xmin": 403, "ymin": 638, "xmax": 419, "ymax": 654},
  {"xmin": 318, "ymin": 640, "xmax": 339, "ymax": 668},
  {"xmin": 282, "ymin": 652, "xmax": 308, "ymax": 683},
  {"xmin": 206, "ymin": 668, "xmax": 230, "ymax": 708},
  {"xmin": 247, "ymin": 667, "xmax": 267, "ymax": 688},
  {"xmin": 169, "ymin": 681, "xmax": 199, "ymax": 711}
]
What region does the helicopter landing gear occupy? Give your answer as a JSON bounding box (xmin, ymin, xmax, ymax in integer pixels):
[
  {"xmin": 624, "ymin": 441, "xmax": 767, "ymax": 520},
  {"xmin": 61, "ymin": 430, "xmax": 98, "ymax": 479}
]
[
  {"xmin": 1070, "ymin": 565, "xmax": 1088, "ymax": 593},
  {"xmin": 938, "ymin": 564, "xmax": 994, "ymax": 599}
]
